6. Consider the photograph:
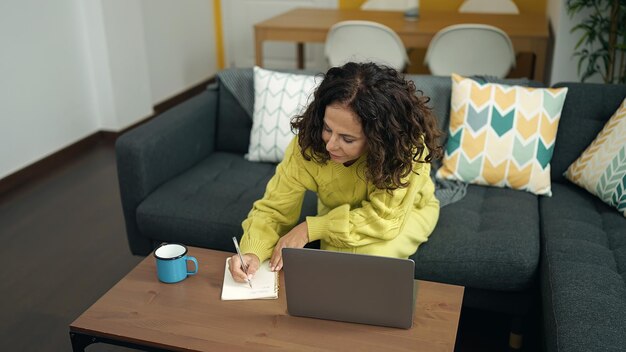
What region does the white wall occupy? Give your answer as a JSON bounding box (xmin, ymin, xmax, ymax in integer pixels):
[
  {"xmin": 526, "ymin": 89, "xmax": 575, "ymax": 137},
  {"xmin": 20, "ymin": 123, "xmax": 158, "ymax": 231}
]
[
  {"xmin": 89, "ymin": 0, "xmax": 154, "ymax": 131},
  {"xmin": 547, "ymin": 0, "xmax": 603, "ymax": 84},
  {"xmin": 0, "ymin": 0, "xmax": 98, "ymax": 179},
  {"xmin": 0, "ymin": 0, "xmax": 219, "ymax": 180},
  {"xmin": 142, "ymin": 0, "xmax": 217, "ymax": 104}
]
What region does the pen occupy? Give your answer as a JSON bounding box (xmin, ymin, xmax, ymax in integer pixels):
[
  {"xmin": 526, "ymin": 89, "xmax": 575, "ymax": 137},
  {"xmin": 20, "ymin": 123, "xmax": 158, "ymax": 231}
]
[{"xmin": 232, "ymin": 236, "xmax": 253, "ymax": 288}]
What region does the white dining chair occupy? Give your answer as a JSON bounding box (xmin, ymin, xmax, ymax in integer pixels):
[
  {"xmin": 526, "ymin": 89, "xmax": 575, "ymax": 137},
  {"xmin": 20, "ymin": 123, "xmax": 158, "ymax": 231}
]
[
  {"xmin": 424, "ymin": 24, "xmax": 516, "ymax": 78},
  {"xmin": 324, "ymin": 20, "xmax": 410, "ymax": 71}
]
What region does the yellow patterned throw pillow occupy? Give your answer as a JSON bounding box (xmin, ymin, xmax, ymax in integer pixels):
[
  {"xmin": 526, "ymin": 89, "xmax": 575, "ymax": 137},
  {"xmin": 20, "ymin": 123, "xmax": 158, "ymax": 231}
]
[
  {"xmin": 565, "ymin": 98, "xmax": 626, "ymax": 217},
  {"xmin": 436, "ymin": 74, "xmax": 568, "ymax": 196}
]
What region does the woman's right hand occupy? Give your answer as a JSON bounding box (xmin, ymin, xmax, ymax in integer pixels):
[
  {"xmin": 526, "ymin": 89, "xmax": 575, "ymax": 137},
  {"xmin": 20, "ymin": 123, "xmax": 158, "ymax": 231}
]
[{"xmin": 228, "ymin": 253, "xmax": 260, "ymax": 283}]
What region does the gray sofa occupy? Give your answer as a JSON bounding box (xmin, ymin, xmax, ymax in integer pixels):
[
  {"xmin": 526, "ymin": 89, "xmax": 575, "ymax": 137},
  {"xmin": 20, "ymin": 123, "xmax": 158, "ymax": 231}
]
[
  {"xmin": 539, "ymin": 83, "xmax": 626, "ymax": 352},
  {"xmin": 116, "ymin": 68, "xmax": 626, "ymax": 351}
]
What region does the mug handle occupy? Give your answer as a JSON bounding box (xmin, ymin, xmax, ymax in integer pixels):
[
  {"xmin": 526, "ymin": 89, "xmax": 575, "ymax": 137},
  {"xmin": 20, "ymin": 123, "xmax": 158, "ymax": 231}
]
[{"xmin": 186, "ymin": 256, "xmax": 199, "ymax": 275}]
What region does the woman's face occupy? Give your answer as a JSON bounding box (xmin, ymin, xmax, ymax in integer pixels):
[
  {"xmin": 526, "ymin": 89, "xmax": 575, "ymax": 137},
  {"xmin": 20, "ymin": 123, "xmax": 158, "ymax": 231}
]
[{"xmin": 322, "ymin": 103, "xmax": 367, "ymax": 165}]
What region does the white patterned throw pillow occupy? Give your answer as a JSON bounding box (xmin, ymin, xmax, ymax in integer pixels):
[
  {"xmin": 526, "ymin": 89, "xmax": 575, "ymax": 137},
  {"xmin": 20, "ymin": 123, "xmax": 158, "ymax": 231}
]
[{"xmin": 246, "ymin": 67, "xmax": 318, "ymax": 162}]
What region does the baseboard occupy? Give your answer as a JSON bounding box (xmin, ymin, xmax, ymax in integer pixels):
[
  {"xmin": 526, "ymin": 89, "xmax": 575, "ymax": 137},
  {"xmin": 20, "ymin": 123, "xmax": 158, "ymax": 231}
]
[
  {"xmin": 154, "ymin": 77, "xmax": 216, "ymax": 115},
  {"xmin": 0, "ymin": 76, "xmax": 216, "ymax": 198},
  {"xmin": 0, "ymin": 132, "xmax": 109, "ymax": 197}
]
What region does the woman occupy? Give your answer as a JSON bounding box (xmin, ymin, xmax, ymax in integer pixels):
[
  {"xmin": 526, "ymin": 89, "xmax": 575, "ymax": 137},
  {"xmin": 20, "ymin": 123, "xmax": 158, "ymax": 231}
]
[{"xmin": 229, "ymin": 62, "xmax": 442, "ymax": 282}]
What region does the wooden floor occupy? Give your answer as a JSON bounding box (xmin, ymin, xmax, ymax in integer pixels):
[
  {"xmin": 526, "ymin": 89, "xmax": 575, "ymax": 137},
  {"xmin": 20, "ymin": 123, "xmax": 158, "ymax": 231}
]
[{"xmin": 0, "ymin": 139, "xmax": 541, "ymax": 352}]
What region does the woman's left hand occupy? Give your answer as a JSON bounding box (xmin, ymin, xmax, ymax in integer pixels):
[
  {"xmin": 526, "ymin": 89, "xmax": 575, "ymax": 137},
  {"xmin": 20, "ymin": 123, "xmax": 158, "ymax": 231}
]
[{"xmin": 270, "ymin": 221, "xmax": 309, "ymax": 271}]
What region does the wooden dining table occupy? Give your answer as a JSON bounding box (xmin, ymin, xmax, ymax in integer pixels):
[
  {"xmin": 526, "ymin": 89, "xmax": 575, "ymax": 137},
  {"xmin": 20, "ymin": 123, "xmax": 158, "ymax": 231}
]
[{"xmin": 254, "ymin": 8, "xmax": 550, "ymax": 82}]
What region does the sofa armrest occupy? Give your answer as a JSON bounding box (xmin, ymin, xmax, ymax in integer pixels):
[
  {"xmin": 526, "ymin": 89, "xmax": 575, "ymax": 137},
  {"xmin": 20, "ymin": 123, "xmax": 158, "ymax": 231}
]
[{"xmin": 116, "ymin": 87, "xmax": 218, "ymax": 255}]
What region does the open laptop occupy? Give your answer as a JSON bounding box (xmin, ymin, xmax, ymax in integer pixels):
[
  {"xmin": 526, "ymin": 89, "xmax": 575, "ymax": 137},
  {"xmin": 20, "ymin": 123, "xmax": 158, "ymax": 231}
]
[{"xmin": 281, "ymin": 248, "xmax": 417, "ymax": 329}]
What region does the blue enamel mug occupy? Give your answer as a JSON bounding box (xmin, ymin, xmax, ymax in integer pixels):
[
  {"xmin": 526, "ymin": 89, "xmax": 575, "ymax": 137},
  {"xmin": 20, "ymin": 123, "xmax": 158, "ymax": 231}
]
[{"xmin": 154, "ymin": 243, "xmax": 198, "ymax": 283}]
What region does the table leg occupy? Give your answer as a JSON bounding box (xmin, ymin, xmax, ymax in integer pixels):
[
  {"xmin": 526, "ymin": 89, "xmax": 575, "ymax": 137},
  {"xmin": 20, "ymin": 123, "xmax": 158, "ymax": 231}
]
[
  {"xmin": 297, "ymin": 43, "xmax": 304, "ymax": 69},
  {"xmin": 532, "ymin": 40, "xmax": 548, "ymax": 84},
  {"xmin": 255, "ymin": 29, "xmax": 264, "ymax": 67},
  {"xmin": 69, "ymin": 332, "xmax": 94, "ymax": 352}
]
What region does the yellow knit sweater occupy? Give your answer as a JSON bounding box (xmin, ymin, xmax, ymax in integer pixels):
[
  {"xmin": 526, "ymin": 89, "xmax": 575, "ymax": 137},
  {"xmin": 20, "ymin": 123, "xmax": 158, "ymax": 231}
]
[{"xmin": 240, "ymin": 138, "xmax": 440, "ymax": 262}]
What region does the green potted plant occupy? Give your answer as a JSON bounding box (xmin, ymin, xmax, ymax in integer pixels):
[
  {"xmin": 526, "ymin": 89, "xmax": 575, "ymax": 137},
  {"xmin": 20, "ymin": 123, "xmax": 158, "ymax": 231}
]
[{"xmin": 567, "ymin": 0, "xmax": 626, "ymax": 83}]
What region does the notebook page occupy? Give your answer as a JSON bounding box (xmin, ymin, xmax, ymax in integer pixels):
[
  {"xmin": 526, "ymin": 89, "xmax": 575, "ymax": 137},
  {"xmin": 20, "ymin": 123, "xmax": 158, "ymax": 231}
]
[{"xmin": 221, "ymin": 258, "xmax": 278, "ymax": 300}]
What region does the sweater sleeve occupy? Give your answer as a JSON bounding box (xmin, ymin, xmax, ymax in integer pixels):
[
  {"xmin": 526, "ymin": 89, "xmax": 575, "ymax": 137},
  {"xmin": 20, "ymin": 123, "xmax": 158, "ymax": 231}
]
[
  {"xmin": 239, "ymin": 138, "xmax": 315, "ymax": 262},
  {"xmin": 306, "ymin": 162, "xmax": 436, "ymax": 248}
]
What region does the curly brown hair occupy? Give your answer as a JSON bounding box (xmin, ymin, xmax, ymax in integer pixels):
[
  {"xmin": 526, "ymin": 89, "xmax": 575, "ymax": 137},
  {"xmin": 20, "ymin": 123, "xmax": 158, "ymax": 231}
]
[{"xmin": 291, "ymin": 62, "xmax": 443, "ymax": 190}]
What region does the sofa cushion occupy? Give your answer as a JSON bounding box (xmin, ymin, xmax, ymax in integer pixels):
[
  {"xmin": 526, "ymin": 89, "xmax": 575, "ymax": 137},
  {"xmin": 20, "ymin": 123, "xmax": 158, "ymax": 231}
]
[
  {"xmin": 136, "ymin": 152, "xmax": 317, "ymax": 252},
  {"xmin": 549, "ymin": 82, "xmax": 626, "ymax": 182},
  {"xmin": 411, "ymin": 184, "xmax": 539, "ymax": 291},
  {"xmin": 437, "ymin": 74, "xmax": 568, "ymax": 196},
  {"xmin": 540, "ymin": 181, "xmax": 626, "ymax": 352}
]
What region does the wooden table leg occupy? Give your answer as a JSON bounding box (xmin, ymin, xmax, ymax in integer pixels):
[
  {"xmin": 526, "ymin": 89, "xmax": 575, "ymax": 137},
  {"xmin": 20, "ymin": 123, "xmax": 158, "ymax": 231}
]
[
  {"xmin": 297, "ymin": 43, "xmax": 304, "ymax": 69},
  {"xmin": 255, "ymin": 29, "xmax": 263, "ymax": 67}
]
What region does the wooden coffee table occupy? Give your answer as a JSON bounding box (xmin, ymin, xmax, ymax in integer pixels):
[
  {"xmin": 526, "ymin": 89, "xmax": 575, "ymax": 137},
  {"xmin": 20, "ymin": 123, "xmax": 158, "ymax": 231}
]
[{"xmin": 70, "ymin": 247, "xmax": 464, "ymax": 351}]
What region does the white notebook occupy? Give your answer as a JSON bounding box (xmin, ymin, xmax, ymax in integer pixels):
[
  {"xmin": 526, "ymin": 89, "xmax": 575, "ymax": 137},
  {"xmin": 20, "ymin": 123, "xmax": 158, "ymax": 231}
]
[{"xmin": 221, "ymin": 258, "xmax": 279, "ymax": 300}]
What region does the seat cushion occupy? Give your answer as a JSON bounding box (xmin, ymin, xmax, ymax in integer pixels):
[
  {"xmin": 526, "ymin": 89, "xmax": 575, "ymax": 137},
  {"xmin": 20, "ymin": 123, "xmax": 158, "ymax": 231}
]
[
  {"xmin": 412, "ymin": 184, "xmax": 539, "ymax": 291},
  {"xmin": 136, "ymin": 152, "xmax": 316, "ymax": 252},
  {"xmin": 540, "ymin": 181, "xmax": 626, "ymax": 352}
]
